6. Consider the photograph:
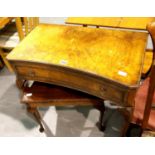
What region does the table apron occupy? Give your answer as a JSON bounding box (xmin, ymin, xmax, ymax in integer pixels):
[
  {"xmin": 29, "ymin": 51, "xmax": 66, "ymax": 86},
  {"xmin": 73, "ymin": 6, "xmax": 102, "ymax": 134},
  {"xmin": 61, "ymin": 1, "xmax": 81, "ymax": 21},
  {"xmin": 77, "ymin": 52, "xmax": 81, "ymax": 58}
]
[{"xmin": 11, "ymin": 61, "xmax": 137, "ymax": 107}]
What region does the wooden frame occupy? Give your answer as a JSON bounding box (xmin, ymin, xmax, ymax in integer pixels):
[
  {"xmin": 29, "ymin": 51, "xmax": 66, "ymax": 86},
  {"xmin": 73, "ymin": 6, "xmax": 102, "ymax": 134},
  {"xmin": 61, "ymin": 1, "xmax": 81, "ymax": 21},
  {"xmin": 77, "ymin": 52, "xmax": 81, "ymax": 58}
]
[
  {"xmin": 15, "ymin": 17, "xmax": 39, "ymax": 41},
  {"xmin": 142, "ymin": 23, "xmax": 155, "ymax": 129}
]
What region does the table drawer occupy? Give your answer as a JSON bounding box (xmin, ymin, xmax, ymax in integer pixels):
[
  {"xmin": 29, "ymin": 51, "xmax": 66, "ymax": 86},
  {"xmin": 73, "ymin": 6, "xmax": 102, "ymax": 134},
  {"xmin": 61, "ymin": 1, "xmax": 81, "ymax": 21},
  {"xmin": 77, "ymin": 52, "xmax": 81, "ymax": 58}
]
[{"xmin": 15, "ymin": 64, "xmax": 127, "ymax": 105}]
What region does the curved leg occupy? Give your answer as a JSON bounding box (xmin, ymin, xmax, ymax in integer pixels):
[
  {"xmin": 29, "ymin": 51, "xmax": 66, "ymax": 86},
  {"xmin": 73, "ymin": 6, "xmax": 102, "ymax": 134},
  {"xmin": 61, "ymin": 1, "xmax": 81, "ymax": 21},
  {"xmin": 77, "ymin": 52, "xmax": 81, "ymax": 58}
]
[
  {"xmin": 94, "ymin": 102, "xmax": 105, "ymax": 131},
  {"xmin": 27, "ymin": 104, "xmax": 44, "ymax": 132}
]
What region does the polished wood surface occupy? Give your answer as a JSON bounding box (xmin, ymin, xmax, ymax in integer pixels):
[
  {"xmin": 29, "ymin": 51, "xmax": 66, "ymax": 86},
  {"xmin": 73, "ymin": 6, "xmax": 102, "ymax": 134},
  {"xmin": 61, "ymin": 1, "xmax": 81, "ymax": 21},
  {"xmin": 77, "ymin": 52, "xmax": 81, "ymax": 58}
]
[
  {"xmin": 22, "ymin": 81, "xmax": 103, "ymax": 105},
  {"xmin": 120, "ymin": 17, "xmax": 155, "ymax": 30},
  {"xmin": 10, "ymin": 60, "xmax": 137, "ymax": 106},
  {"xmin": 66, "ymin": 17, "xmax": 154, "ymax": 75},
  {"xmin": 66, "ymin": 17, "xmax": 155, "ymax": 30},
  {"xmin": 6, "ymin": 21, "xmax": 155, "ymax": 135},
  {"xmin": 7, "ymin": 24, "xmax": 148, "ymax": 86},
  {"xmin": 0, "ymin": 17, "xmax": 13, "ymax": 29}
]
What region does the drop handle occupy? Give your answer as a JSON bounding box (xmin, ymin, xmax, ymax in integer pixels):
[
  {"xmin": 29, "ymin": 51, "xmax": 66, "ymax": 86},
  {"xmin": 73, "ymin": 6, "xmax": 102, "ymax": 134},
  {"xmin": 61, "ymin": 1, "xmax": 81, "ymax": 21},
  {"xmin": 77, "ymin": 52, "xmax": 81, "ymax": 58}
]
[
  {"xmin": 101, "ymin": 87, "xmax": 107, "ymax": 92},
  {"xmin": 100, "ymin": 87, "xmax": 107, "ymax": 95},
  {"xmin": 29, "ymin": 71, "xmax": 35, "ymax": 77}
]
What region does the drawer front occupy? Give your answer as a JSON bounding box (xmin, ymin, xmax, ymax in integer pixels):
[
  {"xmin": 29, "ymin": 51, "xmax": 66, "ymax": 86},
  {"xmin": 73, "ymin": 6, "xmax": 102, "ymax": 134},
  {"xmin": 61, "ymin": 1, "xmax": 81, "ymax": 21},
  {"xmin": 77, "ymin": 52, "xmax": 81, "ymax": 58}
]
[{"xmin": 15, "ymin": 64, "xmax": 126, "ymax": 105}]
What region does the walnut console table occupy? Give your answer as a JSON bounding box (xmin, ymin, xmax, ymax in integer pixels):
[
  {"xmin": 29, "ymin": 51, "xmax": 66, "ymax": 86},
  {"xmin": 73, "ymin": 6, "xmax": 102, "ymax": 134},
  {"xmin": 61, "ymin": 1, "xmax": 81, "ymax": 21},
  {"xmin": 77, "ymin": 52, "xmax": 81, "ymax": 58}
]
[{"xmin": 7, "ymin": 24, "xmax": 153, "ymax": 133}]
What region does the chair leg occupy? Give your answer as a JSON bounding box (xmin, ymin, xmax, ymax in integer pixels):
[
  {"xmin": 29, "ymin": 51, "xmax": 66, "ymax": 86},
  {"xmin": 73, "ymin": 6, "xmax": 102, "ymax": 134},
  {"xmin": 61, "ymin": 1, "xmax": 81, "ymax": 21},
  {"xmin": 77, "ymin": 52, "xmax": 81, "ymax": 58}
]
[
  {"xmin": 0, "ymin": 49, "xmax": 13, "ymax": 72},
  {"xmin": 26, "ymin": 104, "xmax": 44, "ymax": 132},
  {"xmin": 94, "ymin": 102, "xmax": 105, "ymax": 131}
]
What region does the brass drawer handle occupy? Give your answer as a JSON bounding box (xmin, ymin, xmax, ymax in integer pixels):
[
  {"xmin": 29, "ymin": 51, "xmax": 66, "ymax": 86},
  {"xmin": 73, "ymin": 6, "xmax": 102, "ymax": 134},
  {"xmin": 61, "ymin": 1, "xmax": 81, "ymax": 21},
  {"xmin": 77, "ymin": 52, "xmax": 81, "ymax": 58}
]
[
  {"xmin": 101, "ymin": 87, "xmax": 107, "ymax": 92},
  {"xmin": 29, "ymin": 71, "xmax": 36, "ymax": 77},
  {"xmin": 100, "ymin": 87, "xmax": 107, "ymax": 96}
]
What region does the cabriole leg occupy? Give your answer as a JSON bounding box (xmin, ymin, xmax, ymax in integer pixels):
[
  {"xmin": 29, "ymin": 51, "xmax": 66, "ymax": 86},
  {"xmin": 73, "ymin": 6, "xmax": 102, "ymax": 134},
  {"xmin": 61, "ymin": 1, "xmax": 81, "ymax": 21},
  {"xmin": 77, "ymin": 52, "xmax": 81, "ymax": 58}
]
[{"xmin": 26, "ymin": 104, "xmax": 44, "ymax": 132}]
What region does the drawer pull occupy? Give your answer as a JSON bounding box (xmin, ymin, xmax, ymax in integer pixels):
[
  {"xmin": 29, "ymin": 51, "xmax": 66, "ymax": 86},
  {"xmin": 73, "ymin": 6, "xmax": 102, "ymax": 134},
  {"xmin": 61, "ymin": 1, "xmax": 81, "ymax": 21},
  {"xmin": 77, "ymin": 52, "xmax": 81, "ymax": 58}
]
[
  {"xmin": 28, "ymin": 71, "xmax": 35, "ymax": 77},
  {"xmin": 100, "ymin": 87, "xmax": 107, "ymax": 96},
  {"xmin": 100, "ymin": 87, "xmax": 107, "ymax": 92}
]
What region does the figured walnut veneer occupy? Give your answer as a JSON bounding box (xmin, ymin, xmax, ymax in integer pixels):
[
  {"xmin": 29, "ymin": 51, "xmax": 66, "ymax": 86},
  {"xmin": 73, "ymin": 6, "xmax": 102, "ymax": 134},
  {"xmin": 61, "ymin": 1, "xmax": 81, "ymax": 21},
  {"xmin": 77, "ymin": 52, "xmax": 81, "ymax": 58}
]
[
  {"xmin": 7, "ymin": 24, "xmax": 147, "ymax": 86},
  {"xmin": 66, "ymin": 17, "xmax": 155, "ymax": 75},
  {"xmin": 7, "ymin": 24, "xmax": 148, "ymax": 106}
]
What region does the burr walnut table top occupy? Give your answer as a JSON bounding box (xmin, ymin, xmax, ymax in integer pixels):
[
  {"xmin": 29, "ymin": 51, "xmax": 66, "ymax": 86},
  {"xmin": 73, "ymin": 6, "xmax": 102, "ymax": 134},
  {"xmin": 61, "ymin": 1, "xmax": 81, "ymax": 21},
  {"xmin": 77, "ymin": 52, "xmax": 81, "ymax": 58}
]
[
  {"xmin": 66, "ymin": 17, "xmax": 155, "ymax": 30},
  {"xmin": 7, "ymin": 24, "xmax": 148, "ymax": 86}
]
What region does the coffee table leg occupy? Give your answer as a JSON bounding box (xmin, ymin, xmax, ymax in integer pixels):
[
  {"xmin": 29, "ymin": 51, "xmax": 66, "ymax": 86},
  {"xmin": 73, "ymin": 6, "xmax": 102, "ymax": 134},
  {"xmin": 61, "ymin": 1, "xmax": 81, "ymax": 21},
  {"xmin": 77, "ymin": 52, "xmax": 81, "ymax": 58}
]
[{"xmin": 27, "ymin": 104, "xmax": 44, "ymax": 132}]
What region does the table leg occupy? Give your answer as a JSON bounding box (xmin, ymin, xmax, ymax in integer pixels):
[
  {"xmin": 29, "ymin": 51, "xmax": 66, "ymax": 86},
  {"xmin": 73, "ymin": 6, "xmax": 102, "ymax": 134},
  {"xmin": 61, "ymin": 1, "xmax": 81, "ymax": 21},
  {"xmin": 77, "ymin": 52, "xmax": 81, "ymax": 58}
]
[
  {"xmin": 26, "ymin": 104, "xmax": 44, "ymax": 132},
  {"xmin": 94, "ymin": 102, "xmax": 105, "ymax": 131},
  {"xmin": 16, "ymin": 77, "xmax": 26, "ymax": 89}
]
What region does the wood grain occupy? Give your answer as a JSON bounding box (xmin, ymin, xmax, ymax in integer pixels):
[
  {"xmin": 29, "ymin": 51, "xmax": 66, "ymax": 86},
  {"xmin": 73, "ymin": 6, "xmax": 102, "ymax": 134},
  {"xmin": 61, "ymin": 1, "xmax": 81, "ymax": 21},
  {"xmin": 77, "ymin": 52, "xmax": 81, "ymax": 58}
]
[
  {"xmin": 7, "ymin": 24, "xmax": 148, "ymax": 86},
  {"xmin": 66, "ymin": 17, "xmax": 155, "ymax": 75}
]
